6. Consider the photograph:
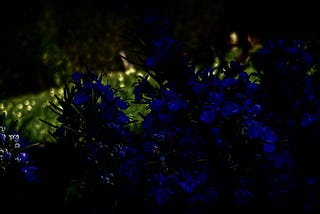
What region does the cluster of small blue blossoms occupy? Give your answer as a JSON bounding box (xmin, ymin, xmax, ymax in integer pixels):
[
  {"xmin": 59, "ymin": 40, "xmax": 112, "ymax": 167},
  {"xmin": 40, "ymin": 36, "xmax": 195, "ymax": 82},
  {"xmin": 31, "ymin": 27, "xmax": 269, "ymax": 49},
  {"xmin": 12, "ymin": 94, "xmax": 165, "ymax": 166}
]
[
  {"xmin": 0, "ymin": 124, "xmax": 37, "ymax": 182},
  {"xmin": 39, "ymin": 16, "xmax": 320, "ymax": 213},
  {"xmin": 44, "ymin": 68, "xmax": 138, "ymax": 198},
  {"xmin": 122, "ymin": 16, "xmax": 320, "ymax": 212},
  {"xmin": 35, "ymin": 53, "xmax": 317, "ymax": 212},
  {"xmin": 132, "ymin": 43, "xmax": 284, "ymax": 212},
  {"xmin": 0, "ymin": 126, "xmax": 23, "ymax": 172}
]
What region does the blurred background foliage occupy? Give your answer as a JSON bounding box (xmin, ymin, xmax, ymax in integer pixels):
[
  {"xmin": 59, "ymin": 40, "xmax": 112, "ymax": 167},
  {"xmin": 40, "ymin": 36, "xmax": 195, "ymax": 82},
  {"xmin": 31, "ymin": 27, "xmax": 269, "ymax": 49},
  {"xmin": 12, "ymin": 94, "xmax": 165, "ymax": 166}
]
[{"xmin": 0, "ymin": 0, "xmax": 319, "ymax": 143}]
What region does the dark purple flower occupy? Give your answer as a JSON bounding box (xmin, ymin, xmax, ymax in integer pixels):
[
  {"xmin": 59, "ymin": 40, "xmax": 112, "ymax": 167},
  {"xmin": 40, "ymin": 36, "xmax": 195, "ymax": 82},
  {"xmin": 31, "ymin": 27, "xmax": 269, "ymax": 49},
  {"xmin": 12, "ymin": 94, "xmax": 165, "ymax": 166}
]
[
  {"xmin": 200, "ymin": 108, "xmax": 216, "ymax": 124},
  {"xmin": 74, "ymin": 93, "xmax": 89, "ymax": 106},
  {"xmin": 72, "ymin": 71, "xmax": 83, "ymax": 82},
  {"xmin": 146, "ymin": 56, "xmax": 157, "ymax": 67},
  {"xmin": 168, "ymin": 99, "xmax": 187, "ymax": 112},
  {"xmin": 234, "ymin": 189, "xmax": 255, "ymax": 206},
  {"xmin": 150, "ymin": 99, "xmax": 165, "ymax": 111},
  {"xmin": 158, "ymin": 113, "xmax": 171, "ymax": 125},
  {"xmin": 263, "ymin": 143, "xmax": 275, "ymax": 153},
  {"xmin": 94, "ymin": 81, "xmax": 110, "ymax": 93},
  {"xmin": 301, "ymin": 113, "xmax": 315, "ymax": 127},
  {"xmin": 142, "ymin": 141, "xmax": 157, "ymax": 153},
  {"xmin": 208, "ymin": 92, "xmax": 223, "ymax": 105},
  {"xmin": 238, "ymin": 71, "xmax": 249, "ymax": 82},
  {"xmin": 197, "ymin": 187, "xmax": 218, "ymax": 204},
  {"xmin": 246, "ymin": 82, "xmax": 259, "ymax": 96},
  {"xmin": 221, "ymin": 101, "xmax": 239, "ymax": 117},
  {"xmin": 261, "ymin": 128, "xmax": 278, "ymax": 143},
  {"xmin": 21, "ymin": 166, "xmax": 39, "ymax": 182},
  {"xmin": 221, "ymin": 77, "xmax": 236, "ymax": 88},
  {"xmin": 116, "ymin": 113, "xmax": 130, "ymax": 125},
  {"xmin": 116, "ymin": 98, "xmax": 129, "ymax": 110},
  {"xmin": 155, "ymin": 188, "xmax": 169, "ymax": 206},
  {"xmin": 247, "ymin": 120, "xmax": 262, "ymax": 139}
]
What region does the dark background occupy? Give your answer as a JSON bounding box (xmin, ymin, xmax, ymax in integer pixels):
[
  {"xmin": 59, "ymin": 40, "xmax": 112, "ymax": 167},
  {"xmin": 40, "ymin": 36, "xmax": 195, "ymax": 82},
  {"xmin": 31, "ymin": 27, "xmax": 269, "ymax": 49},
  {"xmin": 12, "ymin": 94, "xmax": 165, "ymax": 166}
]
[{"xmin": 0, "ymin": 0, "xmax": 318, "ymax": 98}]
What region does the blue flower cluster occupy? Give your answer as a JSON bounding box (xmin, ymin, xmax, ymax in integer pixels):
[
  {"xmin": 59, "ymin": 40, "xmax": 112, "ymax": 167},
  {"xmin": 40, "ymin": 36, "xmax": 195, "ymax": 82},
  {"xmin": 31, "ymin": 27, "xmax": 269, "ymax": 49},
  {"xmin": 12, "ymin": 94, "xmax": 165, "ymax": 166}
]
[
  {"xmin": 46, "ymin": 69, "xmax": 138, "ymax": 191},
  {"xmin": 0, "ymin": 113, "xmax": 37, "ymax": 182},
  {"xmin": 119, "ymin": 22, "xmax": 320, "ymax": 212},
  {"xmin": 36, "ymin": 20, "xmax": 320, "ymax": 213},
  {"xmin": 132, "ymin": 49, "xmax": 285, "ymax": 212}
]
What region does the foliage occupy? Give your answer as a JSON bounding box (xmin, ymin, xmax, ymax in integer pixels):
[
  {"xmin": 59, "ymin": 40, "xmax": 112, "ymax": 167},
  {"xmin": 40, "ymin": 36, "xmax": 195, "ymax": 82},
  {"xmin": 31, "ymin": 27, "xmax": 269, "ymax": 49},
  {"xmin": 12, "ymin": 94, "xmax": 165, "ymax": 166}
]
[{"xmin": 0, "ymin": 89, "xmax": 63, "ymax": 143}]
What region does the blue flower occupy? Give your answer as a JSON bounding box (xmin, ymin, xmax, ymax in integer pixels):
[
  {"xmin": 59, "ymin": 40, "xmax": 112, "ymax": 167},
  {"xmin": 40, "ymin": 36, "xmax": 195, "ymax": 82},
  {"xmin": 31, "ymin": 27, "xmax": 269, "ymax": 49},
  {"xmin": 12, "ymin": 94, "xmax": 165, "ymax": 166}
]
[
  {"xmin": 133, "ymin": 87, "xmax": 143, "ymax": 102},
  {"xmin": 152, "ymin": 36, "xmax": 176, "ymax": 50},
  {"xmin": 234, "ymin": 189, "xmax": 255, "ymax": 206},
  {"xmin": 150, "ymin": 99, "xmax": 165, "ymax": 111},
  {"xmin": 221, "ymin": 77, "xmax": 236, "ymax": 88},
  {"xmin": 306, "ymin": 176, "xmax": 320, "ymax": 186},
  {"xmin": 142, "ymin": 114, "xmax": 153, "ymax": 130},
  {"xmin": 246, "ymin": 82, "xmax": 259, "ymax": 96},
  {"xmin": 116, "ymin": 113, "xmax": 130, "ymax": 125},
  {"xmin": 248, "ymin": 104, "xmax": 262, "ymax": 116},
  {"xmin": 238, "ymin": 71, "xmax": 249, "ymax": 82},
  {"xmin": 0, "ymin": 132, "xmax": 6, "ymax": 142},
  {"xmin": 178, "ymin": 180, "xmax": 197, "ymax": 193},
  {"xmin": 263, "ymin": 143, "xmax": 275, "ymax": 153},
  {"xmin": 72, "ymin": 71, "xmax": 83, "ymax": 82},
  {"xmin": 74, "ymin": 93, "xmax": 89, "ymax": 106},
  {"xmin": 190, "ymin": 81, "xmax": 206, "ymax": 94},
  {"xmin": 300, "ymin": 113, "xmax": 315, "ymax": 127},
  {"xmin": 272, "ymin": 151, "xmax": 294, "ymax": 169},
  {"xmin": 208, "ymin": 92, "xmax": 223, "ymax": 105},
  {"xmin": 118, "ymin": 156, "xmax": 145, "ymax": 183},
  {"xmin": 142, "ymin": 141, "xmax": 158, "ymax": 153},
  {"xmin": 155, "ymin": 188, "xmax": 169, "ymax": 206},
  {"xmin": 221, "ymin": 101, "xmax": 239, "ymax": 117},
  {"xmin": 158, "ymin": 113, "xmax": 171, "ymax": 125},
  {"xmin": 168, "ymin": 99, "xmax": 187, "ymax": 112},
  {"xmin": 197, "ymin": 187, "xmax": 218, "ymax": 204},
  {"xmin": 247, "ymin": 120, "xmax": 263, "ymax": 139},
  {"xmin": 105, "ymin": 90, "xmax": 116, "ymax": 102},
  {"xmin": 200, "ymin": 108, "xmax": 216, "ymax": 124},
  {"xmin": 146, "ymin": 56, "xmax": 157, "ymax": 67},
  {"xmin": 261, "ymin": 128, "xmax": 278, "ymax": 143},
  {"xmin": 21, "ymin": 166, "xmax": 39, "ymax": 182},
  {"xmin": 94, "ymin": 81, "xmax": 110, "ymax": 93},
  {"xmin": 116, "ymin": 98, "xmax": 129, "ymax": 110}
]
